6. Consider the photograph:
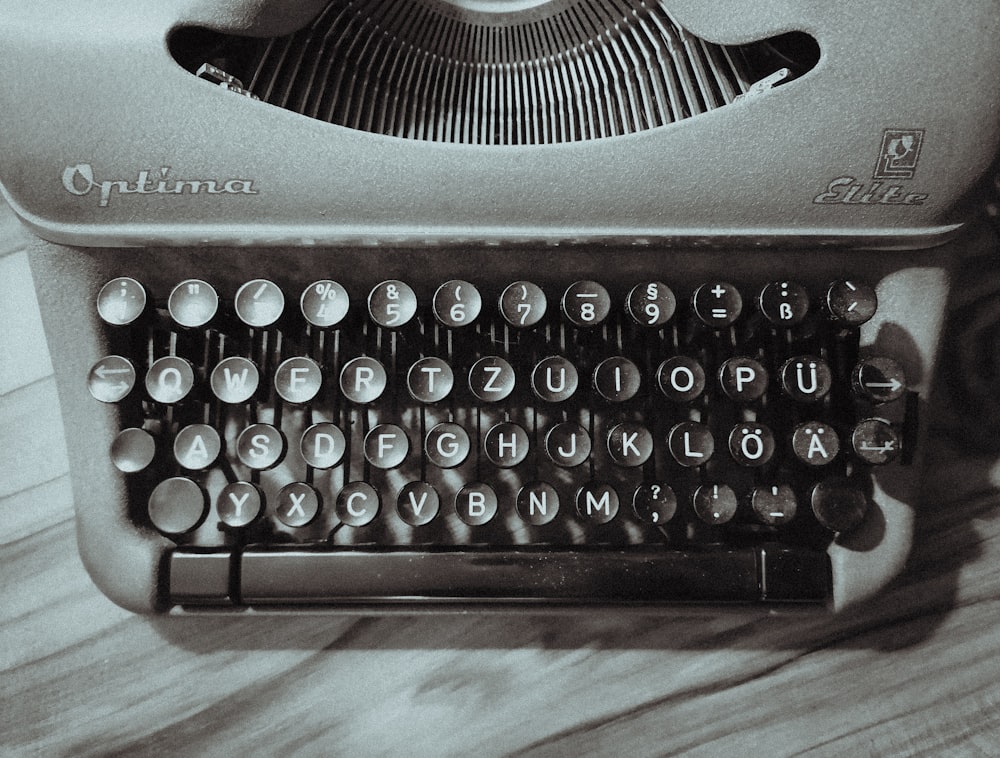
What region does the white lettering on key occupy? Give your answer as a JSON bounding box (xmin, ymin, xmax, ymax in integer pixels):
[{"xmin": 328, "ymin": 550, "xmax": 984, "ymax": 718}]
[
  {"xmin": 290, "ymin": 367, "xmax": 308, "ymax": 391},
  {"xmin": 420, "ymin": 365, "xmax": 442, "ymax": 390},
  {"xmin": 378, "ymin": 433, "xmax": 397, "ymax": 459},
  {"xmin": 671, "ymin": 366, "xmax": 695, "ymax": 392},
  {"xmin": 546, "ymin": 367, "xmax": 566, "ymax": 393},
  {"xmin": 347, "ymin": 491, "xmax": 368, "ymax": 517},
  {"xmin": 736, "ymin": 366, "xmax": 756, "ymax": 393},
  {"xmin": 586, "ymin": 490, "xmax": 612, "ymax": 516},
  {"xmin": 557, "ymin": 434, "xmax": 578, "ymax": 459},
  {"xmin": 158, "ymin": 367, "xmax": 183, "ymax": 391},
  {"xmin": 228, "ymin": 490, "xmax": 251, "ymax": 517},
  {"xmin": 741, "ymin": 430, "xmax": 765, "ymax": 460},
  {"xmin": 684, "ymin": 432, "xmax": 704, "ymax": 458},
  {"xmin": 808, "ymin": 432, "xmax": 829, "ymax": 460},
  {"xmin": 498, "ymin": 433, "xmax": 518, "ymax": 458},
  {"xmin": 622, "ymin": 431, "xmax": 640, "ymax": 457},
  {"xmin": 355, "ymin": 366, "xmax": 375, "ymax": 392},
  {"xmin": 796, "ymin": 362, "xmax": 818, "ymax": 395},
  {"xmin": 187, "ymin": 434, "xmax": 208, "ymax": 462},
  {"xmin": 529, "ymin": 490, "xmax": 548, "ymax": 516},
  {"xmin": 482, "ymin": 366, "xmax": 503, "ymax": 393},
  {"xmin": 286, "ymin": 492, "xmax": 307, "ymax": 519},
  {"xmin": 250, "ymin": 434, "xmax": 271, "ymax": 458},
  {"xmin": 436, "ymin": 432, "xmax": 459, "ymax": 459},
  {"xmin": 314, "ymin": 433, "xmax": 336, "ymax": 457},
  {"xmin": 224, "ymin": 367, "xmax": 249, "ymax": 391},
  {"xmin": 467, "ymin": 491, "xmax": 487, "ymax": 518},
  {"xmin": 408, "ymin": 490, "xmax": 428, "ymax": 517}
]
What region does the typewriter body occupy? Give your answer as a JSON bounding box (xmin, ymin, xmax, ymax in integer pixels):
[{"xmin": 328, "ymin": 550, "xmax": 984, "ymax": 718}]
[{"xmin": 2, "ymin": 0, "xmax": 998, "ymax": 614}]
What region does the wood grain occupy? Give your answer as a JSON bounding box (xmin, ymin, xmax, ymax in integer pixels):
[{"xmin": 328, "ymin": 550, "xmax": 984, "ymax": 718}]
[{"xmin": 3, "ymin": 199, "xmax": 1000, "ymax": 756}]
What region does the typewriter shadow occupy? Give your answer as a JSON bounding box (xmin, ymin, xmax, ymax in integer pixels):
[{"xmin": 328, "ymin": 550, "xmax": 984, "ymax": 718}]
[{"xmin": 152, "ymin": 263, "xmax": 1000, "ymax": 654}]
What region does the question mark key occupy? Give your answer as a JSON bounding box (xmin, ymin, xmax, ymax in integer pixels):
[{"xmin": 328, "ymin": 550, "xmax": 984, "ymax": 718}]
[{"xmin": 633, "ymin": 484, "xmax": 677, "ymax": 525}]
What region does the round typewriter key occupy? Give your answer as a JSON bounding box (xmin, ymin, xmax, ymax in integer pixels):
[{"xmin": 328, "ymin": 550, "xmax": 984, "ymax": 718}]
[
  {"xmin": 826, "ymin": 279, "xmax": 877, "ymax": 327},
  {"xmin": 300, "ymin": 423, "xmax": 346, "ymax": 469},
  {"xmin": 425, "ymin": 422, "xmax": 471, "ymax": 468},
  {"xmin": 407, "ymin": 357, "xmax": 454, "ymax": 403},
  {"xmin": 576, "ymin": 483, "xmax": 619, "ymax": 524},
  {"xmin": 562, "ymin": 280, "xmax": 611, "ymax": 327},
  {"xmin": 173, "ymin": 423, "xmax": 222, "ymax": 470},
  {"xmin": 544, "ymin": 422, "xmax": 591, "ymax": 467},
  {"xmin": 235, "ymin": 279, "xmax": 285, "ymax": 328},
  {"xmin": 148, "ymin": 476, "xmax": 207, "ymax": 536},
  {"xmin": 97, "ymin": 277, "xmax": 147, "ymax": 326},
  {"xmin": 145, "ymin": 356, "xmax": 195, "ymax": 404},
  {"xmin": 500, "ymin": 281, "xmax": 546, "ymax": 328},
  {"xmin": 456, "ymin": 483, "xmax": 498, "ymax": 525},
  {"xmin": 531, "ymin": 356, "xmax": 578, "ymax": 403},
  {"xmin": 852, "ymin": 356, "xmax": 906, "ymax": 403},
  {"xmin": 210, "ymin": 356, "xmax": 260, "ymax": 404},
  {"xmin": 301, "ymin": 280, "xmax": 349, "ymax": 328},
  {"xmin": 110, "ymin": 428, "xmax": 156, "ymax": 473},
  {"xmin": 656, "ymin": 356, "xmax": 705, "ymax": 402},
  {"xmin": 368, "ymin": 280, "xmax": 417, "ymax": 328},
  {"xmin": 728, "ymin": 423, "xmax": 775, "ymax": 467},
  {"xmin": 275, "ymin": 482, "xmax": 321, "ymax": 528},
  {"xmin": 851, "ymin": 418, "xmax": 902, "ymax": 465},
  {"xmin": 236, "ymin": 423, "xmax": 286, "ymax": 470},
  {"xmin": 88, "ymin": 355, "xmax": 136, "ymax": 403},
  {"xmin": 632, "ymin": 484, "xmax": 677, "ymax": 526},
  {"xmin": 336, "ymin": 482, "xmax": 380, "ymax": 527},
  {"xmin": 607, "ymin": 422, "xmax": 653, "ymax": 467},
  {"xmin": 340, "ymin": 356, "xmax": 387, "ymax": 403},
  {"xmin": 719, "ymin": 357, "xmax": 768, "ymax": 402},
  {"xmin": 693, "ymin": 484, "xmax": 738, "ymax": 525},
  {"xmin": 433, "ymin": 279, "xmax": 482, "ymax": 328},
  {"xmin": 275, "ymin": 356, "xmax": 322, "ymax": 404},
  {"xmin": 759, "ymin": 281, "xmax": 809, "ymax": 326},
  {"xmin": 668, "ymin": 421, "xmax": 714, "ymax": 467},
  {"xmin": 217, "ymin": 481, "xmax": 264, "ymax": 528},
  {"xmin": 364, "ymin": 423, "xmax": 409, "ymax": 469},
  {"xmin": 780, "ymin": 356, "xmax": 832, "ymax": 402},
  {"xmin": 168, "ymin": 279, "xmax": 218, "ymax": 328},
  {"xmin": 810, "ymin": 477, "xmax": 868, "ymax": 533},
  {"xmin": 752, "ymin": 484, "xmax": 798, "ymax": 526},
  {"xmin": 483, "ymin": 422, "xmax": 529, "ymax": 467},
  {"xmin": 593, "ymin": 356, "xmax": 641, "ymax": 402},
  {"xmin": 791, "ymin": 421, "xmax": 840, "ymax": 466},
  {"xmin": 469, "ymin": 356, "xmax": 515, "ymax": 402},
  {"xmin": 626, "ymin": 282, "xmax": 676, "ymax": 327},
  {"xmin": 517, "ymin": 482, "xmax": 559, "ymax": 525},
  {"xmin": 692, "ymin": 281, "xmax": 742, "ymax": 328},
  {"xmin": 397, "ymin": 482, "xmax": 440, "ymax": 526}
]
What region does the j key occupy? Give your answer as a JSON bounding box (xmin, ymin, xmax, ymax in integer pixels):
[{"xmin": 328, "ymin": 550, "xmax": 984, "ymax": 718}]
[
  {"xmin": 173, "ymin": 423, "xmax": 222, "ymax": 470},
  {"xmin": 517, "ymin": 482, "xmax": 560, "ymax": 525},
  {"xmin": 728, "ymin": 423, "xmax": 775, "ymax": 467},
  {"xmin": 425, "ymin": 422, "xmax": 471, "ymax": 468},
  {"xmin": 456, "ymin": 482, "xmax": 498, "ymax": 526},
  {"xmin": 397, "ymin": 482, "xmax": 440, "ymax": 527},
  {"xmin": 148, "ymin": 477, "xmax": 207, "ymax": 535},
  {"xmin": 483, "ymin": 422, "xmax": 529, "ymax": 467},
  {"xmin": 758, "ymin": 281, "xmax": 809, "ymax": 326},
  {"xmin": 693, "ymin": 484, "xmax": 738, "ymax": 525},
  {"xmin": 751, "ymin": 484, "xmax": 798, "ymax": 526},
  {"xmin": 168, "ymin": 279, "xmax": 218, "ymax": 328},
  {"xmin": 632, "ymin": 484, "xmax": 678, "ymax": 525},
  {"xmin": 827, "ymin": 279, "xmax": 877, "ymax": 326},
  {"xmin": 110, "ymin": 428, "xmax": 156, "ymax": 473},
  {"xmin": 301, "ymin": 279, "xmax": 349, "ymax": 328},
  {"xmin": 236, "ymin": 423, "xmax": 286, "ymax": 470},
  {"xmin": 657, "ymin": 356, "xmax": 705, "ymax": 402},
  {"xmin": 780, "ymin": 356, "xmax": 832, "ymax": 402},
  {"xmin": 88, "ymin": 355, "xmax": 136, "ymax": 403},
  {"xmin": 852, "ymin": 356, "xmax": 906, "ymax": 403},
  {"xmin": 336, "ymin": 482, "xmax": 380, "ymax": 527},
  {"xmin": 851, "ymin": 418, "xmax": 902, "ymax": 465},
  {"xmin": 692, "ymin": 281, "xmax": 742, "ymax": 327},
  {"xmin": 235, "ymin": 279, "xmax": 285, "ymax": 328},
  {"xmin": 364, "ymin": 424, "xmax": 409, "ymax": 469},
  {"xmin": 626, "ymin": 282, "xmax": 676, "ymax": 327},
  {"xmin": 146, "ymin": 356, "xmax": 195, "ymax": 404},
  {"xmin": 340, "ymin": 356, "xmax": 387, "ymax": 404},
  {"xmin": 469, "ymin": 356, "xmax": 515, "ymax": 402},
  {"xmin": 97, "ymin": 277, "xmax": 147, "ymax": 326},
  {"xmin": 499, "ymin": 281, "xmax": 546, "ymax": 328},
  {"xmin": 210, "ymin": 356, "xmax": 260, "ymax": 404},
  {"xmin": 810, "ymin": 477, "xmax": 868, "ymax": 533},
  {"xmin": 218, "ymin": 482, "xmax": 265, "ymax": 528},
  {"xmin": 368, "ymin": 280, "xmax": 417, "ymax": 328},
  {"xmin": 274, "ymin": 356, "xmax": 322, "ymax": 404},
  {"xmin": 668, "ymin": 421, "xmax": 715, "ymax": 467},
  {"xmin": 433, "ymin": 280, "xmax": 482, "ymax": 327},
  {"xmin": 562, "ymin": 280, "xmax": 611, "ymax": 327},
  {"xmin": 544, "ymin": 422, "xmax": 591, "ymax": 467},
  {"xmin": 299, "ymin": 423, "xmax": 346, "ymax": 469},
  {"xmin": 407, "ymin": 357, "xmax": 454, "ymax": 403},
  {"xmin": 791, "ymin": 421, "xmax": 840, "ymax": 466},
  {"xmin": 719, "ymin": 357, "xmax": 768, "ymax": 402},
  {"xmin": 275, "ymin": 482, "xmax": 321, "ymax": 528},
  {"xmin": 531, "ymin": 356, "xmax": 578, "ymax": 403},
  {"xmin": 576, "ymin": 483, "xmax": 619, "ymax": 524},
  {"xmin": 593, "ymin": 357, "xmax": 641, "ymax": 402},
  {"xmin": 607, "ymin": 422, "xmax": 653, "ymax": 467}
]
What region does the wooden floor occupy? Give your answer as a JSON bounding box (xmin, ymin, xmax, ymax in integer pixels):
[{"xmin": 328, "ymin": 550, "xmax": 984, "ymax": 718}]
[{"xmin": 3, "ymin": 202, "xmax": 1000, "ymax": 757}]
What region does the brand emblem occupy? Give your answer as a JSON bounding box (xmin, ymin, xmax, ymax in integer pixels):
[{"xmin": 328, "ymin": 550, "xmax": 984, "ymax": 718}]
[
  {"xmin": 873, "ymin": 129, "xmax": 925, "ymax": 180},
  {"xmin": 62, "ymin": 163, "xmax": 258, "ymax": 207},
  {"xmin": 813, "ymin": 128, "xmax": 928, "ymax": 206}
]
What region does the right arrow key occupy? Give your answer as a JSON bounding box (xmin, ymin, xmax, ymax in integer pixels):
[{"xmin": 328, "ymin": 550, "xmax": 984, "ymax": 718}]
[{"xmin": 852, "ymin": 356, "xmax": 907, "ymax": 403}]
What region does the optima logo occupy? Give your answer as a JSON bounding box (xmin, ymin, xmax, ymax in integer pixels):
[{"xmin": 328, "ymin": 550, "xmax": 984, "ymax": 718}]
[{"xmin": 61, "ymin": 163, "xmax": 258, "ymax": 207}]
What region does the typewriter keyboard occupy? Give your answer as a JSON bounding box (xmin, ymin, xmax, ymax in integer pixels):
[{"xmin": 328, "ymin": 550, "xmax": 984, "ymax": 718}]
[{"xmin": 88, "ymin": 272, "xmax": 915, "ymax": 608}]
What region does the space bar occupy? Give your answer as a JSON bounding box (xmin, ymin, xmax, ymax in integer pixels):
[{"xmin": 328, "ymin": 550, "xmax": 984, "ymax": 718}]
[{"xmin": 239, "ymin": 547, "xmax": 764, "ymax": 605}]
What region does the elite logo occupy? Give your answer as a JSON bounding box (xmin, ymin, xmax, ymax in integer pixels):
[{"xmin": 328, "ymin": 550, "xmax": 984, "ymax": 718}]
[
  {"xmin": 812, "ymin": 128, "xmax": 929, "ymax": 206},
  {"xmin": 61, "ymin": 163, "xmax": 258, "ymax": 207},
  {"xmin": 873, "ymin": 129, "xmax": 925, "ymax": 180}
]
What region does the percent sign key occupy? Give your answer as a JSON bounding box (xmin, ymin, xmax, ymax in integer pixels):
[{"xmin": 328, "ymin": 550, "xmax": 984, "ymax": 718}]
[{"xmin": 301, "ymin": 280, "xmax": 350, "ymax": 328}]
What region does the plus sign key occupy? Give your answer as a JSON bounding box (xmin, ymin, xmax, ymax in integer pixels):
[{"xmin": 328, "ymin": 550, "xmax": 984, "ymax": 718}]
[{"xmin": 692, "ymin": 282, "xmax": 742, "ymax": 327}]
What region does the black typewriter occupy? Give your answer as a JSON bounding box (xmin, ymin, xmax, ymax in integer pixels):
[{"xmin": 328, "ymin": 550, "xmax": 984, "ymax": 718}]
[{"xmin": 1, "ymin": 0, "xmax": 998, "ymax": 613}]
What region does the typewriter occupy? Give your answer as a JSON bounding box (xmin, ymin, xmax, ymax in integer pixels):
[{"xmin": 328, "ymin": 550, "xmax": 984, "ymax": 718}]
[{"xmin": 2, "ymin": 0, "xmax": 998, "ymax": 614}]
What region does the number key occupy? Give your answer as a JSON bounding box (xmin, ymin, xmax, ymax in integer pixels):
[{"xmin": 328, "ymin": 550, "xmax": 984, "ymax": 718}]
[
  {"xmin": 499, "ymin": 281, "xmax": 546, "ymax": 328},
  {"xmin": 433, "ymin": 280, "xmax": 481, "ymax": 327}
]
